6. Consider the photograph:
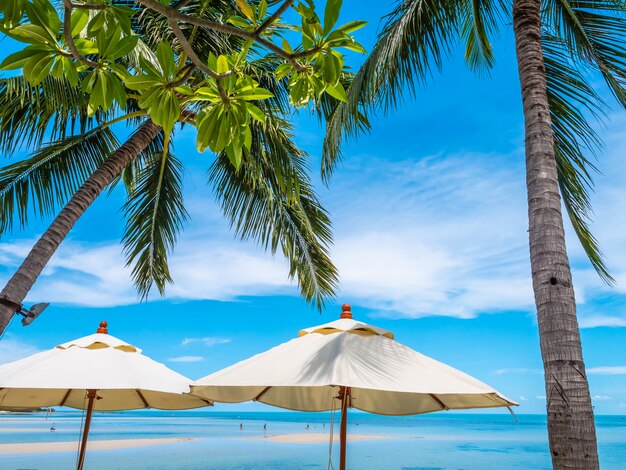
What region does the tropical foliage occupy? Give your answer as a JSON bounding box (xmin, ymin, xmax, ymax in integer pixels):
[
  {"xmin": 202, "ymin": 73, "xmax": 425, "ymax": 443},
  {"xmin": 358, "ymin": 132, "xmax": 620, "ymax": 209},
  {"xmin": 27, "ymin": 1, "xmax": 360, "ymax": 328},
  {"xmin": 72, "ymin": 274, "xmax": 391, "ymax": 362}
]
[{"xmin": 0, "ymin": 0, "xmax": 367, "ymax": 308}]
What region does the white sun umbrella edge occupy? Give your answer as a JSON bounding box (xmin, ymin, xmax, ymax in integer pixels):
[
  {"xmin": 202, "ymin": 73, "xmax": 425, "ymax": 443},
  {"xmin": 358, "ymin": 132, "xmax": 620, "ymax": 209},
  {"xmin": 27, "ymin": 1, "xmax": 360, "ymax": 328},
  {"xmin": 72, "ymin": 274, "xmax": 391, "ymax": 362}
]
[
  {"xmin": 191, "ymin": 311, "xmax": 517, "ymax": 414},
  {"xmin": 0, "ymin": 322, "xmax": 212, "ymax": 411}
]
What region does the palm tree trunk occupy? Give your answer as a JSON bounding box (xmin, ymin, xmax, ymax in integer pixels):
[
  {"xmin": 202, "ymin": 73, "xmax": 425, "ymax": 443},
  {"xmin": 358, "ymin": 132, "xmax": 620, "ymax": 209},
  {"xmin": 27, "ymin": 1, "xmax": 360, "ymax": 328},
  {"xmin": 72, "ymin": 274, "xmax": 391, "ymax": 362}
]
[
  {"xmin": 0, "ymin": 120, "xmax": 161, "ymax": 333},
  {"xmin": 512, "ymin": 0, "xmax": 599, "ymax": 468}
]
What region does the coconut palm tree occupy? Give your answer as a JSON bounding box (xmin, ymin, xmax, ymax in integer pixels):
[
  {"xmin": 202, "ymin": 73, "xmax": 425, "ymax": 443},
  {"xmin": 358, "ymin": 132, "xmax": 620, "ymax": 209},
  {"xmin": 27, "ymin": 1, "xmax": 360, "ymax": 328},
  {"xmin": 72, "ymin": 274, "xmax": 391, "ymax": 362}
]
[
  {"xmin": 0, "ymin": 0, "xmax": 361, "ymax": 331},
  {"xmin": 322, "ymin": 0, "xmax": 626, "ymax": 467}
]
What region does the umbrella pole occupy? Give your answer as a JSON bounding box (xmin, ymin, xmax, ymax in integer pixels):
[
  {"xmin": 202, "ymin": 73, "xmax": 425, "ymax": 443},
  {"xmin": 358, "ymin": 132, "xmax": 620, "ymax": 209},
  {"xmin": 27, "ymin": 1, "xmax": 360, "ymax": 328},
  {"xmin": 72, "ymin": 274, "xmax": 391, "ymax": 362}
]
[
  {"xmin": 339, "ymin": 386, "xmax": 351, "ymax": 470},
  {"xmin": 77, "ymin": 389, "xmax": 97, "ymax": 470}
]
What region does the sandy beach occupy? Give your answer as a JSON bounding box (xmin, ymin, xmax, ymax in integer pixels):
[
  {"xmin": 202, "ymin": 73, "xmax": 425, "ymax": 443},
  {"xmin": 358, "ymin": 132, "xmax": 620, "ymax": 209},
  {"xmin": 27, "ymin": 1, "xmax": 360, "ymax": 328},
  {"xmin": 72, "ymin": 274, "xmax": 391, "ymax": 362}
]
[
  {"xmin": 0, "ymin": 437, "xmax": 196, "ymax": 455},
  {"xmin": 244, "ymin": 432, "xmax": 414, "ymax": 444}
]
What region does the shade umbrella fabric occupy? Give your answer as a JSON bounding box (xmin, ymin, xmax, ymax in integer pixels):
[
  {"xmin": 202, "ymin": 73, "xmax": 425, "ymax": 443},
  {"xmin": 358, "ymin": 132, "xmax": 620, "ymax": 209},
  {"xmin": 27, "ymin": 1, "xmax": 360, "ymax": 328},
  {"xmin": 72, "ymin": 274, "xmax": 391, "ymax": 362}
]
[
  {"xmin": 0, "ymin": 321, "xmax": 211, "ymax": 469},
  {"xmin": 191, "ymin": 304, "xmax": 517, "ymax": 469}
]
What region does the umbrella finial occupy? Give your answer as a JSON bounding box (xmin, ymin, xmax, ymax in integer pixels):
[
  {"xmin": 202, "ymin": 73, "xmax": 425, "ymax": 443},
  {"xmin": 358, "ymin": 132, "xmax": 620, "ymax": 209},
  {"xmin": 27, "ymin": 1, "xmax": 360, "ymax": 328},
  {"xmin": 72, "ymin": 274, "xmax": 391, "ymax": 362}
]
[
  {"xmin": 96, "ymin": 321, "xmax": 108, "ymax": 334},
  {"xmin": 340, "ymin": 304, "xmax": 352, "ymax": 319}
]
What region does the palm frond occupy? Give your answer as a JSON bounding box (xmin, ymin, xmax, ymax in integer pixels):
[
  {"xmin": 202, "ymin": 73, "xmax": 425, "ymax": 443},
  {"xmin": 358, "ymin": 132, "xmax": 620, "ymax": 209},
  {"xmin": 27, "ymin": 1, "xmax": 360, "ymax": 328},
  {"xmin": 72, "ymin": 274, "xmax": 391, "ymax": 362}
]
[
  {"xmin": 321, "ymin": 0, "xmax": 460, "ymax": 180},
  {"xmin": 543, "ymin": 0, "xmax": 626, "ymax": 106},
  {"xmin": 365, "ymin": 0, "xmax": 461, "ymax": 109},
  {"xmin": 209, "ymin": 117, "xmax": 338, "ymax": 310},
  {"xmin": 0, "ymin": 125, "xmax": 120, "ymax": 235},
  {"xmin": 543, "ymin": 35, "xmax": 613, "ymax": 283},
  {"xmin": 122, "ymin": 145, "xmax": 188, "ymax": 298},
  {"xmin": 460, "ymin": 0, "xmax": 506, "ymax": 71},
  {"xmin": 0, "ymin": 76, "xmax": 94, "ymax": 153},
  {"xmin": 320, "ymin": 77, "xmax": 371, "ymax": 181}
]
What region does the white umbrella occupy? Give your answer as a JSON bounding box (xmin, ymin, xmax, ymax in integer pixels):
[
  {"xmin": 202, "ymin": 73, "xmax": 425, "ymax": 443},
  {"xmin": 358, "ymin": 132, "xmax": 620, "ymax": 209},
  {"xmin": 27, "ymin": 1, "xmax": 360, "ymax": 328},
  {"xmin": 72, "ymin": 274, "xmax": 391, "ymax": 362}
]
[
  {"xmin": 192, "ymin": 304, "xmax": 517, "ymax": 470},
  {"xmin": 0, "ymin": 321, "xmax": 211, "ymax": 469}
]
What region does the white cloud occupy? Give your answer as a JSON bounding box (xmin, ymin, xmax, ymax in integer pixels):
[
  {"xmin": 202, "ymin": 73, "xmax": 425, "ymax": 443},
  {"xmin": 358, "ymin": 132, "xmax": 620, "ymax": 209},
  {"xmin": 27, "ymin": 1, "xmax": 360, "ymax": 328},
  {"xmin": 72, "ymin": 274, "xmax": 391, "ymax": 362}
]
[
  {"xmin": 0, "ymin": 336, "xmax": 42, "ymax": 365},
  {"xmin": 0, "ymin": 149, "xmax": 534, "ymax": 318},
  {"xmin": 587, "ymin": 366, "xmax": 626, "ymax": 375},
  {"xmin": 579, "ymin": 316, "xmax": 626, "ymax": 328},
  {"xmin": 592, "ymin": 395, "xmax": 611, "ymax": 401},
  {"xmin": 168, "ymin": 356, "xmax": 204, "ymax": 363},
  {"xmin": 0, "ymin": 241, "xmax": 138, "ymax": 307},
  {"xmin": 536, "ymin": 395, "xmax": 546, "ymax": 400},
  {"xmin": 519, "ymin": 395, "xmax": 528, "ymax": 401},
  {"xmin": 493, "ymin": 368, "xmax": 542, "ymax": 376},
  {"xmin": 182, "ymin": 337, "xmax": 231, "ymax": 347},
  {"xmin": 3, "ymin": 116, "xmax": 626, "ymax": 322},
  {"xmin": 0, "ymin": 237, "xmax": 293, "ymax": 308},
  {"xmin": 327, "ymin": 152, "xmax": 535, "ymax": 319}
]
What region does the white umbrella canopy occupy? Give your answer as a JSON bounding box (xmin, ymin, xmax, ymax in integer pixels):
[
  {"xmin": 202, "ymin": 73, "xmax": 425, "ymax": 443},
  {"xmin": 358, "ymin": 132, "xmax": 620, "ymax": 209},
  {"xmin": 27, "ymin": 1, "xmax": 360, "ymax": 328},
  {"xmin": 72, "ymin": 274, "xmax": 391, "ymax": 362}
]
[
  {"xmin": 0, "ymin": 321, "xmax": 210, "ymax": 469},
  {"xmin": 191, "ymin": 305, "xmax": 516, "ymax": 414},
  {"xmin": 192, "ymin": 304, "xmax": 517, "ymax": 470},
  {"xmin": 0, "ymin": 322, "xmax": 210, "ymax": 411}
]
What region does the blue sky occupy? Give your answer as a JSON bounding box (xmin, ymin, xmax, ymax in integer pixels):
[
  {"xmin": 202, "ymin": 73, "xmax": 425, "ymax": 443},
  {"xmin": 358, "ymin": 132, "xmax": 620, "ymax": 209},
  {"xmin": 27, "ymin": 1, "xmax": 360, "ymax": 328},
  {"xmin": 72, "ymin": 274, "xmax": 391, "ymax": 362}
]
[{"xmin": 1, "ymin": 0, "xmax": 626, "ymax": 414}]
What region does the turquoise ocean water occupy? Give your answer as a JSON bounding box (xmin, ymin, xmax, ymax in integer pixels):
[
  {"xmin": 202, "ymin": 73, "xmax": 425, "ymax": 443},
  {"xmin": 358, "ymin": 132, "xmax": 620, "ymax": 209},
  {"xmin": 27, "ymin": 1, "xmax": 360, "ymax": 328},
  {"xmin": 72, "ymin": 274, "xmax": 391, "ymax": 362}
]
[{"xmin": 1, "ymin": 411, "xmax": 625, "ymax": 469}]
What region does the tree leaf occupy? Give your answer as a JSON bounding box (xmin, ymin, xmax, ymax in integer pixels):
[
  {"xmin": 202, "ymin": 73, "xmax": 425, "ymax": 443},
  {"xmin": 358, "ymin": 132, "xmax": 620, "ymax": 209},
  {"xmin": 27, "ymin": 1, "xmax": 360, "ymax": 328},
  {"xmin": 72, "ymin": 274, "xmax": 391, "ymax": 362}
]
[
  {"xmin": 235, "ymin": 0, "xmax": 254, "ymax": 20},
  {"xmin": 23, "ymin": 52, "xmax": 54, "ymax": 85},
  {"xmin": 246, "ymin": 102, "xmax": 266, "ymax": 122},
  {"xmin": 324, "ymin": 81, "xmax": 347, "ymax": 102},
  {"xmin": 324, "ymin": 0, "xmax": 342, "ymax": 35},
  {"xmin": 335, "ymin": 20, "xmax": 367, "ymax": 34},
  {"xmin": 70, "ymin": 8, "xmax": 90, "ymax": 36},
  {"xmin": 239, "ymin": 88, "xmax": 274, "ymax": 100},
  {"xmin": 156, "ymin": 41, "xmax": 175, "ymax": 78},
  {"xmin": 5, "ymin": 24, "xmax": 56, "ymax": 45},
  {"xmin": 216, "ymin": 55, "xmax": 229, "ymax": 74},
  {"xmin": 0, "ymin": 47, "xmax": 43, "ymax": 71}
]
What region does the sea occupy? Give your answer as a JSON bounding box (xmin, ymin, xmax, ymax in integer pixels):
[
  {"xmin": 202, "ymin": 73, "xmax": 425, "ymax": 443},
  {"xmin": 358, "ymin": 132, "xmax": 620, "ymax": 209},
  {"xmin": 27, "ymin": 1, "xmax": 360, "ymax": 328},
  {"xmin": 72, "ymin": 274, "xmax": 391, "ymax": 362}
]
[{"xmin": 1, "ymin": 411, "xmax": 625, "ymax": 469}]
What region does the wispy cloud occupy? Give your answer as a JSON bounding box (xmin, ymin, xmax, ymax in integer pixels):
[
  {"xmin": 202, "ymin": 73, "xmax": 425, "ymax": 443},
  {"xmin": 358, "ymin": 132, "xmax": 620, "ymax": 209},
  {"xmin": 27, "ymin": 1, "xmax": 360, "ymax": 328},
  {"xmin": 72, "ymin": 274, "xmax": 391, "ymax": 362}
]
[
  {"xmin": 329, "ymin": 152, "xmax": 533, "ymax": 319},
  {"xmin": 587, "ymin": 366, "xmax": 626, "ymax": 375},
  {"xmin": 592, "ymin": 395, "xmax": 612, "ymax": 401},
  {"xmin": 519, "ymin": 395, "xmax": 528, "ymax": 401},
  {"xmin": 168, "ymin": 356, "xmax": 204, "ymax": 363},
  {"xmin": 3, "ymin": 118, "xmax": 626, "ymax": 323},
  {"xmin": 0, "ymin": 150, "xmax": 533, "ymax": 318},
  {"xmin": 0, "ymin": 238, "xmax": 292, "ymax": 308},
  {"xmin": 182, "ymin": 337, "xmax": 231, "ymax": 347},
  {"xmin": 0, "ymin": 336, "xmax": 42, "ymax": 365},
  {"xmin": 536, "ymin": 395, "xmax": 546, "ymax": 400},
  {"xmin": 579, "ymin": 315, "xmax": 626, "ymax": 329}
]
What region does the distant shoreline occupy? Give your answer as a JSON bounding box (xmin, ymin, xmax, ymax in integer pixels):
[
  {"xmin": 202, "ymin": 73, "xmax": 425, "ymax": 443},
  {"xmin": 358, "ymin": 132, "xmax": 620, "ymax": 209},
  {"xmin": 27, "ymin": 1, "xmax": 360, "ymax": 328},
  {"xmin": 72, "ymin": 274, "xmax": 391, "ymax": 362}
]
[
  {"xmin": 242, "ymin": 432, "xmax": 419, "ymax": 444},
  {"xmin": 0, "ymin": 438, "xmax": 196, "ymax": 455}
]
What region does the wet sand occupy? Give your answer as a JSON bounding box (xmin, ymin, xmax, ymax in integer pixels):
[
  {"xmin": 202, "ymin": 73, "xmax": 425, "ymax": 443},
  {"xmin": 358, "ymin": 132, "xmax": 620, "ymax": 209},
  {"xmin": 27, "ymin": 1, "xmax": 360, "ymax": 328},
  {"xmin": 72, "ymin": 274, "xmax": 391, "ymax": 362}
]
[{"xmin": 0, "ymin": 437, "xmax": 196, "ymax": 455}]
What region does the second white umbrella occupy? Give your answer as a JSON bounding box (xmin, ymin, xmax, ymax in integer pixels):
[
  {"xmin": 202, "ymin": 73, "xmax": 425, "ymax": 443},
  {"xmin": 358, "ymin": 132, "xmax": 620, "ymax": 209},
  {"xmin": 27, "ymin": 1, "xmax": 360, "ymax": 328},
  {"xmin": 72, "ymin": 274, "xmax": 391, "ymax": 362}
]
[{"xmin": 192, "ymin": 304, "xmax": 517, "ymax": 470}]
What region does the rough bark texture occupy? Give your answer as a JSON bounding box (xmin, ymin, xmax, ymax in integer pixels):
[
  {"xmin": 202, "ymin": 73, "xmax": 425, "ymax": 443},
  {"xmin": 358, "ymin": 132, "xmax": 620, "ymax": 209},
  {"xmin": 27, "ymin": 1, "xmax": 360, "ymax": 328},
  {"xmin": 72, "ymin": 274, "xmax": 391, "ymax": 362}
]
[
  {"xmin": 0, "ymin": 120, "xmax": 161, "ymax": 333},
  {"xmin": 512, "ymin": 0, "xmax": 599, "ymax": 468}
]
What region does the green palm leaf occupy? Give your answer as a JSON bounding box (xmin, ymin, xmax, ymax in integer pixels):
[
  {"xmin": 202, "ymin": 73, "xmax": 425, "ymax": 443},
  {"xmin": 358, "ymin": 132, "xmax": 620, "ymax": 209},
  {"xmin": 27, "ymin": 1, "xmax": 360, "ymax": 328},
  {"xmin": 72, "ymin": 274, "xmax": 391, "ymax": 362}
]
[
  {"xmin": 209, "ymin": 117, "xmax": 338, "ymax": 310},
  {"xmin": 0, "ymin": 76, "xmax": 94, "ymax": 153},
  {"xmin": 461, "ymin": 0, "xmax": 506, "ymax": 71},
  {"xmin": 543, "ymin": 0, "xmax": 626, "ymax": 105},
  {"xmin": 0, "ymin": 125, "xmax": 120, "ymax": 234},
  {"xmin": 122, "ymin": 145, "xmax": 189, "ymax": 298},
  {"xmin": 543, "ymin": 35, "xmax": 614, "ymax": 283},
  {"xmin": 322, "ymin": 0, "xmax": 460, "ymax": 180}
]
